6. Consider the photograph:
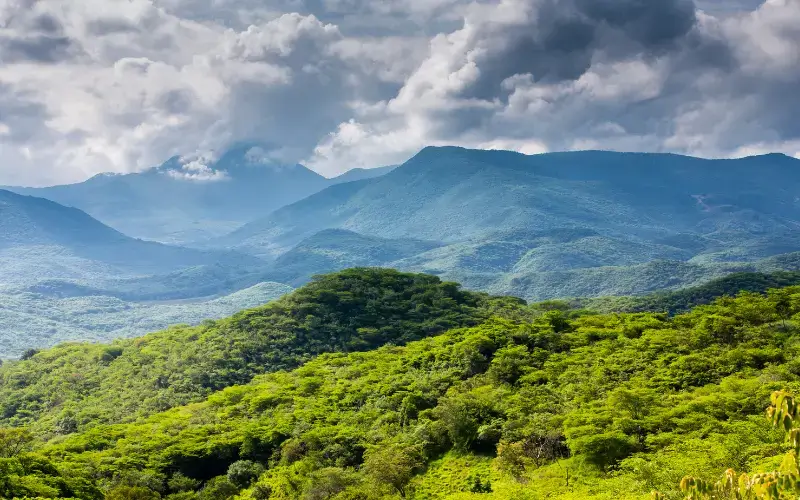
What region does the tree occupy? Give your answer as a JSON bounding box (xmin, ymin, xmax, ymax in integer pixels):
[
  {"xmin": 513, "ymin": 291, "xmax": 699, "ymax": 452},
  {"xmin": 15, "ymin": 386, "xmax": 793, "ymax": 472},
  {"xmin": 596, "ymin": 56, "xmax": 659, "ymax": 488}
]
[
  {"xmin": 670, "ymin": 390, "xmax": 800, "ymax": 499},
  {"xmin": 304, "ymin": 467, "xmax": 358, "ymax": 500},
  {"xmin": 0, "ymin": 427, "xmax": 33, "ymax": 458},
  {"xmin": 227, "ymin": 460, "xmax": 265, "ymax": 488},
  {"xmin": 769, "ymin": 289, "xmax": 794, "ymax": 330},
  {"xmin": 363, "ymin": 444, "xmax": 421, "ymax": 498}
]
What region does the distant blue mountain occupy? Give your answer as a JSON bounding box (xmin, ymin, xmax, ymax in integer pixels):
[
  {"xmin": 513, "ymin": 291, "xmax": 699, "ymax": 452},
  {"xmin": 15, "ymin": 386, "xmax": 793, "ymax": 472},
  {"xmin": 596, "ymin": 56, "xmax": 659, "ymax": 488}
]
[
  {"xmin": 0, "ymin": 189, "xmax": 262, "ymax": 293},
  {"xmin": 6, "ymin": 146, "xmax": 400, "ymax": 244},
  {"xmin": 211, "ymin": 147, "xmax": 800, "ymax": 299},
  {"xmin": 6, "ymin": 144, "xmax": 330, "ymax": 243}
]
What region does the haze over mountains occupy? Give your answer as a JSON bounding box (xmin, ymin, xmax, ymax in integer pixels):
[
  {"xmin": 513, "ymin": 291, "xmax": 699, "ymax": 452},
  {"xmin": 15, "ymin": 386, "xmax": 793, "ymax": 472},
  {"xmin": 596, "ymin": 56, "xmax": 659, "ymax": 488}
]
[
  {"xmin": 6, "ymin": 145, "xmax": 394, "ymax": 244},
  {"xmin": 2, "ymin": 145, "xmax": 800, "ymax": 356},
  {"xmin": 0, "ymin": 189, "xmax": 260, "ymax": 289}
]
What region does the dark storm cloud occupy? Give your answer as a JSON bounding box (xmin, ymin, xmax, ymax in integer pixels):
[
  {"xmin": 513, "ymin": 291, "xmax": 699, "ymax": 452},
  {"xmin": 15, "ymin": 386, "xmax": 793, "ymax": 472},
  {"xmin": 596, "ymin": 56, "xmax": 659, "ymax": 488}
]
[
  {"xmin": 0, "ymin": 10, "xmax": 82, "ymax": 63},
  {"xmin": 0, "ymin": 84, "xmax": 51, "ymax": 143},
  {"xmin": 462, "ymin": 0, "xmax": 723, "ymax": 100},
  {"xmin": 1, "ymin": 35, "xmax": 76, "ymax": 62}
]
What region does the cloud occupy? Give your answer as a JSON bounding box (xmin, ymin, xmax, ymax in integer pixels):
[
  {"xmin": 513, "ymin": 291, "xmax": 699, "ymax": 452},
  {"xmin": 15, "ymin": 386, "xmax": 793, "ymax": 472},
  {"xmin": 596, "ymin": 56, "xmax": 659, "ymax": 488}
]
[
  {"xmin": 0, "ymin": 0, "xmax": 797, "ymax": 184},
  {"xmin": 0, "ymin": 0, "xmax": 412, "ymax": 184},
  {"xmin": 309, "ymin": 0, "xmax": 800, "ymax": 173}
]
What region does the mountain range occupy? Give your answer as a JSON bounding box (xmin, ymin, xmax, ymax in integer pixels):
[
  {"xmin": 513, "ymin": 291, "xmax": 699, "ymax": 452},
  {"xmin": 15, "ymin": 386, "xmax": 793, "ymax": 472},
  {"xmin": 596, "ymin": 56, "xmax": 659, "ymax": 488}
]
[
  {"xmin": 6, "ymin": 145, "xmax": 396, "ymax": 243},
  {"xmin": 205, "ymin": 147, "xmax": 800, "ymax": 298},
  {"xmin": 2, "ymin": 145, "xmax": 800, "ymax": 356}
]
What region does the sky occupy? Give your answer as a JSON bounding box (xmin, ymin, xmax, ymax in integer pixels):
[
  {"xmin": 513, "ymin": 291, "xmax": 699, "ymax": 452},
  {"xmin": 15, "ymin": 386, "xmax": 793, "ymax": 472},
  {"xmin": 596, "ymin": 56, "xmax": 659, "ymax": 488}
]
[{"xmin": 0, "ymin": 0, "xmax": 797, "ymax": 185}]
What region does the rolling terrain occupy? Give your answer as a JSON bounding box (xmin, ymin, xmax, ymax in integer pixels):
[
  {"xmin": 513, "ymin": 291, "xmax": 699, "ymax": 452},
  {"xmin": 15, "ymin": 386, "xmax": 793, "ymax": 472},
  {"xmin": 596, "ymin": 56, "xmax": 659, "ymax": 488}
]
[
  {"xmin": 0, "ymin": 281, "xmax": 291, "ymax": 359},
  {"xmin": 2, "ymin": 269, "xmax": 799, "ymax": 499},
  {"xmin": 3, "ymin": 147, "xmax": 800, "ymax": 360}
]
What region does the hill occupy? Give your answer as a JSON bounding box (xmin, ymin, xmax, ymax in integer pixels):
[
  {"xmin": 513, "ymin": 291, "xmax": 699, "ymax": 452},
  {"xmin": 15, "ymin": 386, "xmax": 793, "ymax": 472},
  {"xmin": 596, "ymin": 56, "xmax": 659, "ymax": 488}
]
[
  {"xmin": 577, "ymin": 270, "xmax": 800, "ymax": 314},
  {"xmin": 209, "ymin": 148, "xmax": 800, "ymax": 299},
  {"xmin": 0, "ymin": 189, "xmax": 261, "ymax": 292},
  {"xmin": 6, "ymin": 144, "xmax": 331, "ymax": 243},
  {"xmin": 0, "ymin": 269, "xmax": 517, "ymax": 431},
  {"xmin": 0, "ymin": 281, "xmax": 293, "ymax": 359},
  {"xmin": 2, "ymin": 271, "xmax": 799, "ymax": 499}
]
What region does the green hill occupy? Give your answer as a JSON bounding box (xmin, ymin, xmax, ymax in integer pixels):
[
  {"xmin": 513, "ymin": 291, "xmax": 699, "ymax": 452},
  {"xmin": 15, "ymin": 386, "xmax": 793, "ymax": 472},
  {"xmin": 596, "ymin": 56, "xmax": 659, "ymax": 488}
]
[
  {"xmin": 578, "ymin": 270, "xmax": 800, "ymax": 315},
  {"xmin": 0, "ymin": 269, "xmax": 515, "ymax": 432},
  {"xmin": 2, "ymin": 269, "xmax": 800, "ymax": 500}
]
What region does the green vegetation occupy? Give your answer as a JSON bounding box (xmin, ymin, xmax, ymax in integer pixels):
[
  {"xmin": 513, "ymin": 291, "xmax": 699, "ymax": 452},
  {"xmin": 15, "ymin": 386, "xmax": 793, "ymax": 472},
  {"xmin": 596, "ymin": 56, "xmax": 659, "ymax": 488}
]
[
  {"xmin": 669, "ymin": 390, "xmax": 800, "ymax": 499},
  {"xmin": 0, "ymin": 269, "xmax": 511, "ymax": 433},
  {"xmin": 577, "ymin": 271, "xmax": 800, "ymax": 315},
  {"xmin": 0, "ymin": 282, "xmax": 293, "ymax": 359},
  {"xmin": 2, "ymin": 269, "xmax": 800, "ymax": 499}
]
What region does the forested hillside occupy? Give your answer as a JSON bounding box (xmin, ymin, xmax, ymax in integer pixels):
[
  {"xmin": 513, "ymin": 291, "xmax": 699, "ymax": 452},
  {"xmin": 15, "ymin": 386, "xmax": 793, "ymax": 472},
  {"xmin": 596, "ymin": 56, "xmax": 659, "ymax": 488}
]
[
  {"xmin": 0, "ymin": 269, "xmax": 513, "ymax": 432},
  {"xmin": 2, "ymin": 269, "xmax": 800, "ymax": 499},
  {"xmin": 578, "ymin": 270, "xmax": 800, "ymax": 315}
]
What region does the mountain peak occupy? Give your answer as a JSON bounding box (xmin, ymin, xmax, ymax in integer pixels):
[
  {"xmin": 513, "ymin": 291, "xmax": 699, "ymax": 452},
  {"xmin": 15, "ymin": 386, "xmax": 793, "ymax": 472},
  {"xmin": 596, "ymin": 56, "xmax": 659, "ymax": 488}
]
[{"xmin": 154, "ymin": 143, "xmax": 322, "ymax": 183}]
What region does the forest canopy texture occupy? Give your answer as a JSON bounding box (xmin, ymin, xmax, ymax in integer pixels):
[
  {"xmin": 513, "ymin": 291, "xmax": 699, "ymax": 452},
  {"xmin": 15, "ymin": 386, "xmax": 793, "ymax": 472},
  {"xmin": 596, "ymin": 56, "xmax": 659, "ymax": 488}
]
[{"xmin": 1, "ymin": 268, "xmax": 800, "ymax": 500}]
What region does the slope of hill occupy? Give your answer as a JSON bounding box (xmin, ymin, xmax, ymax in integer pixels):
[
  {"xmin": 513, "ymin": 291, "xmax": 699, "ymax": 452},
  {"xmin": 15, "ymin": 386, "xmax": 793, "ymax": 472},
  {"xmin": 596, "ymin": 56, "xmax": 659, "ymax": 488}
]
[
  {"xmin": 0, "ymin": 281, "xmax": 292, "ymax": 359},
  {"xmin": 3, "ymin": 272, "xmax": 798, "ymax": 500},
  {"xmin": 0, "ymin": 189, "xmax": 262, "ymax": 292},
  {"xmin": 577, "ymin": 270, "xmax": 800, "ymax": 314},
  {"xmin": 6, "ymin": 144, "xmax": 331, "ymax": 243},
  {"xmin": 0, "ymin": 269, "xmax": 517, "ymax": 431}
]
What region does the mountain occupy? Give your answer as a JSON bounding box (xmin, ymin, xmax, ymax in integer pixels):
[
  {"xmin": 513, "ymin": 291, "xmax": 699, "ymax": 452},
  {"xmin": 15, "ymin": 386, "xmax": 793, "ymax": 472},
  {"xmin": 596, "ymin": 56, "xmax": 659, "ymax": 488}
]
[
  {"xmin": 6, "ymin": 144, "xmax": 331, "ymax": 243},
  {"xmin": 329, "ymin": 164, "xmax": 397, "ymax": 184},
  {"xmin": 210, "ymin": 147, "xmax": 800, "ymax": 299},
  {"xmin": 2, "ymin": 269, "xmax": 798, "ymax": 500},
  {"xmin": 0, "ymin": 189, "xmax": 262, "ymax": 292},
  {"xmin": 221, "ymin": 148, "xmax": 800, "ymax": 255}
]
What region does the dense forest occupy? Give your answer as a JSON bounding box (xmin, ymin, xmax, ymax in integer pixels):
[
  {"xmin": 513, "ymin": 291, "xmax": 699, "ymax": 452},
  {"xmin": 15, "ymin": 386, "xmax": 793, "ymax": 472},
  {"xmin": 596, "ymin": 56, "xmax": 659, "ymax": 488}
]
[{"xmin": 2, "ymin": 269, "xmax": 800, "ymax": 499}]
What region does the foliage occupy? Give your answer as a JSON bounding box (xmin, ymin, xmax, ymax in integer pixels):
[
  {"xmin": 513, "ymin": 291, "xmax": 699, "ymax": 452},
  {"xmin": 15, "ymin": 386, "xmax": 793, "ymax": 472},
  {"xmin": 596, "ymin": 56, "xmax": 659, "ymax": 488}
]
[
  {"xmin": 580, "ymin": 271, "xmax": 800, "ymax": 315},
  {"xmin": 3, "ymin": 272, "xmax": 800, "ymax": 499},
  {"xmin": 0, "ymin": 269, "xmax": 512, "ymax": 433},
  {"xmin": 673, "ymin": 390, "xmax": 800, "ymax": 499}
]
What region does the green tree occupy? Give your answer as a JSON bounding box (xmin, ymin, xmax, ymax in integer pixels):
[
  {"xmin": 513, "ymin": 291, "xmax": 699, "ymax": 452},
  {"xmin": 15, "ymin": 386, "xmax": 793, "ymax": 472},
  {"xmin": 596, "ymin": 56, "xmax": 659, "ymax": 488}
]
[
  {"xmin": 363, "ymin": 444, "xmax": 421, "ymax": 498},
  {"xmin": 672, "ymin": 390, "xmax": 800, "ymax": 499},
  {"xmin": 227, "ymin": 460, "xmax": 265, "ymax": 488},
  {"xmin": 0, "ymin": 428, "xmax": 33, "ymax": 458}
]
